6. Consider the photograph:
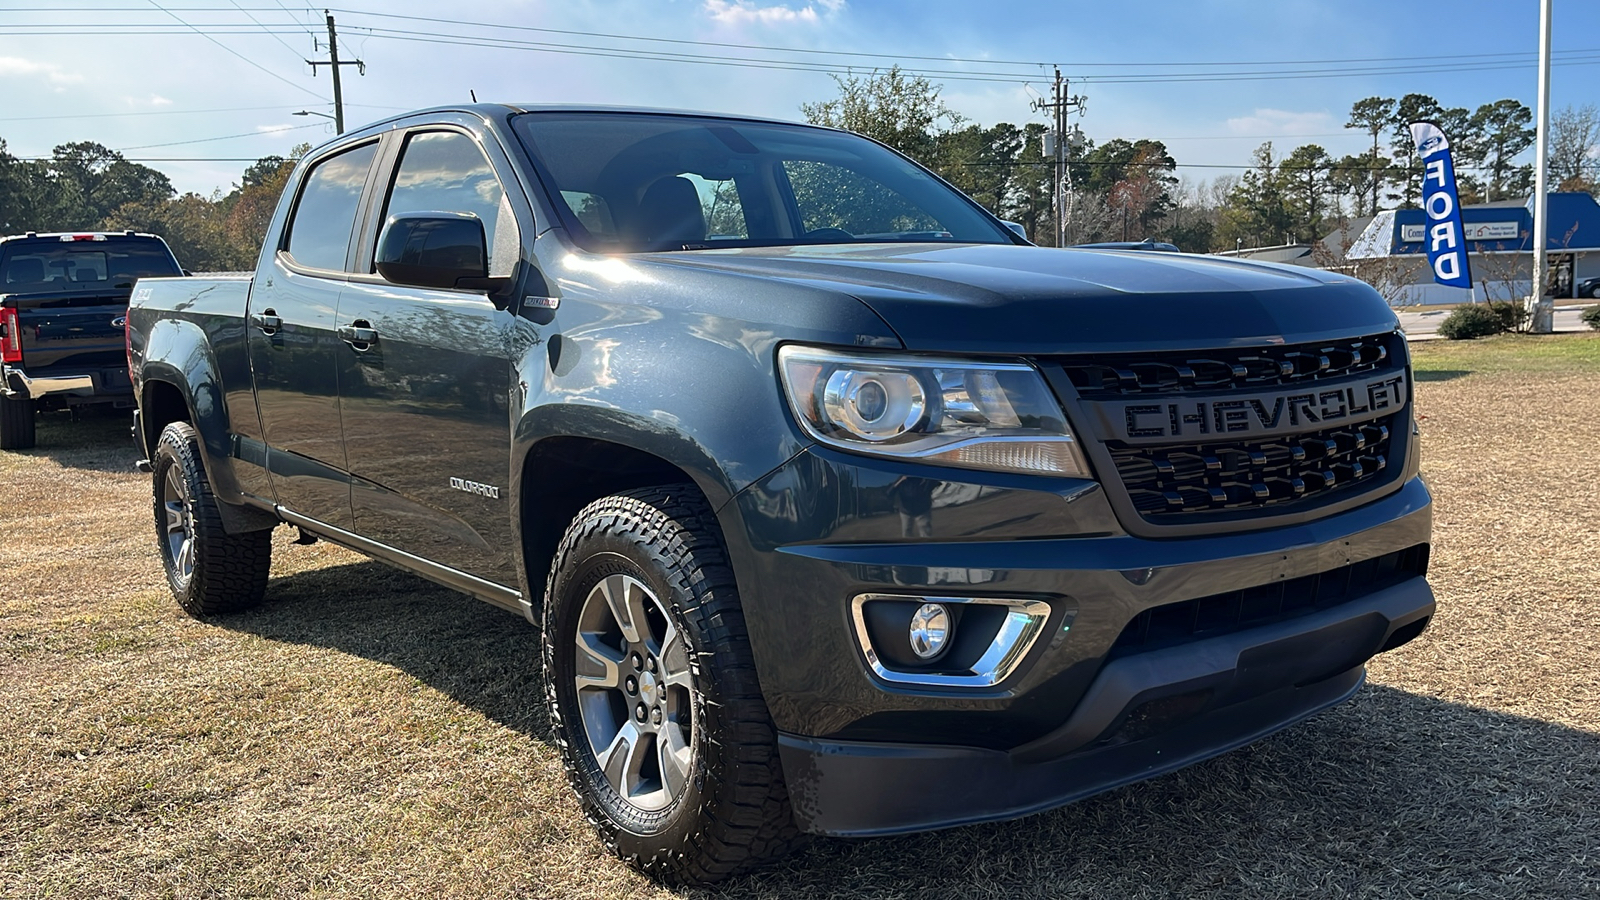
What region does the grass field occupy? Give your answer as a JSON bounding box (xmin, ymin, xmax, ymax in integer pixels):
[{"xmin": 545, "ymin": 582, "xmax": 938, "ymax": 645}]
[{"xmin": 3, "ymin": 335, "xmax": 1599, "ymax": 899}]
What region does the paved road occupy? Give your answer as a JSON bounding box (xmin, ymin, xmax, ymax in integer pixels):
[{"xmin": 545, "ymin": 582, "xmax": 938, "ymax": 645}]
[{"xmin": 1398, "ymin": 304, "xmax": 1590, "ymax": 340}]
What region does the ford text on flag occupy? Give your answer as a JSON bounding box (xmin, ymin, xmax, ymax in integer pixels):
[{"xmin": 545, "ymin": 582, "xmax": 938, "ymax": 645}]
[{"xmin": 1409, "ymin": 121, "xmax": 1472, "ymax": 289}]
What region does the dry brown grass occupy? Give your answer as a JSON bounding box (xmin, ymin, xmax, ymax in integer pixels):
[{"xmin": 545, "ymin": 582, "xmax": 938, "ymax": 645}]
[{"xmin": 3, "ymin": 340, "xmax": 1599, "ymax": 899}]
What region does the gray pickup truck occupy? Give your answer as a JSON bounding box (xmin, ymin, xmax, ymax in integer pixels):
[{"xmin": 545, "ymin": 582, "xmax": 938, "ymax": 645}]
[
  {"xmin": 0, "ymin": 231, "xmax": 183, "ymax": 449},
  {"xmin": 126, "ymin": 104, "xmax": 1435, "ymax": 884}
]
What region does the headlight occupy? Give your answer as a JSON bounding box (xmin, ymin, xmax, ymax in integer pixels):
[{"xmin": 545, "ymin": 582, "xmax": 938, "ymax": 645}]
[{"xmin": 778, "ymin": 345, "xmax": 1091, "ymax": 477}]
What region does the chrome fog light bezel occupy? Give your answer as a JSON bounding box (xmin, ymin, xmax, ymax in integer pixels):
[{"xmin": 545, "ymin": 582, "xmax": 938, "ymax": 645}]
[
  {"xmin": 907, "ymin": 602, "xmax": 952, "ymax": 660},
  {"xmin": 850, "ymin": 593, "xmax": 1052, "ymax": 688}
]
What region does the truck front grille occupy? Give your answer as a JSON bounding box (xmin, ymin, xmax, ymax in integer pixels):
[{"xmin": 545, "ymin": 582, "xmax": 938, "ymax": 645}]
[
  {"xmin": 1109, "ymin": 415, "xmax": 1398, "ymax": 517},
  {"xmin": 1050, "ymin": 331, "xmax": 1408, "ymax": 526},
  {"xmin": 1110, "ymin": 544, "xmax": 1430, "ymax": 658},
  {"xmin": 1059, "ymin": 333, "xmax": 1398, "ymax": 400}
]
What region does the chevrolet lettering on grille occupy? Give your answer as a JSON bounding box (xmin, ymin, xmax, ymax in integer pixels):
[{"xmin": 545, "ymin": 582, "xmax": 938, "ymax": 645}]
[{"xmin": 1102, "ymin": 372, "xmax": 1407, "ymax": 444}]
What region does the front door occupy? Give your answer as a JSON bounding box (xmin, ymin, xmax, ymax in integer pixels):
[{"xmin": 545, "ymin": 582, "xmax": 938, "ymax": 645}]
[
  {"xmin": 247, "ymin": 140, "xmax": 380, "ymax": 528},
  {"xmin": 336, "ymin": 128, "xmax": 519, "ymax": 586}
]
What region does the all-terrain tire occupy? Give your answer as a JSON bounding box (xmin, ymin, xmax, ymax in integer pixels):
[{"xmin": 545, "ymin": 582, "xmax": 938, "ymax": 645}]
[
  {"xmin": 0, "ymin": 394, "xmax": 35, "ymax": 450},
  {"xmin": 151, "ymin": 421, "xmax": 272, "ymax": 616},
  {"xmin": 543, "ymin": 484, "xmax": 804, "ymax": 885}
]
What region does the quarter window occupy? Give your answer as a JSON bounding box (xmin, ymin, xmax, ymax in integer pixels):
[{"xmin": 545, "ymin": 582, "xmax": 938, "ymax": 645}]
[
  {"xmin": 381, "ymin": 131, "xmax": 518, "ymax": 277},
  {"xmin": 285, "ymin": 142, "xmax": 378, "ymax": 271}
]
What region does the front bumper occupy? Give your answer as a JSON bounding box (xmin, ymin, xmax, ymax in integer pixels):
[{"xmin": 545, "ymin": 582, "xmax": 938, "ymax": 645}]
[
  {"xmin": 779, "ymin": 576, "xmax": 1431, "ymax": 836},
  {"xmin": 723, "ymin": 447, "xmax": 1433, "ymax": 835}
]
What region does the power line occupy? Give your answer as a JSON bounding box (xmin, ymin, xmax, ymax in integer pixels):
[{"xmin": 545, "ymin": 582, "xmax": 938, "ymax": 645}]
[
  {"xmin": 115, "ymin": 120, "xmax": 323, "ymax": 151},
  {"xmin": 230, "ymin": 0, "xmax": 306, "ymax": 62},
  {"xmin": 139, "ymin": 0, "xmax": 324, "ymax": 99}
]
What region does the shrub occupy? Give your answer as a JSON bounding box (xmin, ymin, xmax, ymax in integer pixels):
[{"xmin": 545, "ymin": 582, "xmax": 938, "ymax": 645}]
[
  {"xmin": 1487, "ymin": 300, "xmax": 1528, "ymax": 332},
  {"xmin": 1438, "ymin": 304, "xmax": 1505, "ymax": 340},
  {"xmin": 1583, "ymin": 305, "xmax": 1600, "ymax": 330}
]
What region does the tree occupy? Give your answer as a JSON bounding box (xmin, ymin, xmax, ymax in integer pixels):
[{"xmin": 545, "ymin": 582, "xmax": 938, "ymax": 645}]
[
  {"xmin": 1330, "ymin": 150, "xmax": 1390, "ymax": 220},
  {"xmin": 1280, "ymin": 144, "xmax": 1333, "ymax": 242},
  {"xmin": 1218, "ymin": 142, "xmax": 1294, "ymax": 248},
  {"xmin": 800, "ymin": 66, "xmax": 964, "ymax": 169},
  {"xmin": 43, "ymin": 141, "xmax": 173, "ymax": 229},
  {"xmin": 1549, "ymin": 104, "xmax": 1600, "ymax": 193},
  {"xmin": 1346, "ymin": 96, "xmax": 1395, "ymax": 215},
  {"xmin": 1389, "ymin": 94, "xmax": 1471, "ymax": 208},
  {"xmin": 1468, "ymin": 99, "xmax": 1535, "ymax": 201}
]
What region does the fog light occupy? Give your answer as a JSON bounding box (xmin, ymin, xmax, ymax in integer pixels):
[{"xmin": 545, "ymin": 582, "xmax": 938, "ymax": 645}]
[{"xmin": 908, "ymin": 603, "xmax": 951, "ymax": 660}]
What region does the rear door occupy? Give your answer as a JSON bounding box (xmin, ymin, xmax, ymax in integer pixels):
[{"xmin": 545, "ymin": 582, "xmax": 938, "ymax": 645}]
[
  {"xmin": 335, "ymin": 124, "xmax": 523, "ymax": 586},
  {"xmin": 247, "ymin": 139, "xmax": 381, "ymax": 528}
]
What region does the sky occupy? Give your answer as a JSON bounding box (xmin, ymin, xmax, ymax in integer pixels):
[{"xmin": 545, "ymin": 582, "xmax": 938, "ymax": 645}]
[{"xmin": 5, "ymin": 0, "xmax": 1600, "ymax": 199}]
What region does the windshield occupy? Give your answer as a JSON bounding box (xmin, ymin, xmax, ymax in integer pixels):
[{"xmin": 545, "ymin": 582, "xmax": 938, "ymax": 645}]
[
  {"xmin": 0, "ymin": 238, "xmax": 182, "ymax": 293},
  {"xmin": 511, "ymin": 112, "xmax": 1013, "ymax": 252}
]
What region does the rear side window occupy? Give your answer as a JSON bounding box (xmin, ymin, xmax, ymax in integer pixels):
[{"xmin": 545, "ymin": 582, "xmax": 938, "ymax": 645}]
[
  {"xmin": 380, "ymin": 130, "xmax": 518, "ymax": 277},
  {"xmin": 285, "ymin": 142, "xmax": 378, "ymax": 271}
]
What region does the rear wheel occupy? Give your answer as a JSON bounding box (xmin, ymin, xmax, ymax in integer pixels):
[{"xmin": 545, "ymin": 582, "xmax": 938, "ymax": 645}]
[
  {"xmin": 1589, "ymin": 285, "xmax": 1600, "ymax": 299},
  {"xmin": 151, "ymin": 421, "xmax": 271, "ymax": 616},
  {"xmin": 543, "ymin": 485, "xmax": 802, "ymax": 884},
  {"xmin": 0, "ymin": 394, "xmax": 35, "ymax": 450}
]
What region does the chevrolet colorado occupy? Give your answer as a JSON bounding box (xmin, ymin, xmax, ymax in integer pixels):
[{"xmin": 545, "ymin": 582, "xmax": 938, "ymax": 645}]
[{"xmin": 126, "ymin": 105, "xmax": 1435, "ymax": 884}]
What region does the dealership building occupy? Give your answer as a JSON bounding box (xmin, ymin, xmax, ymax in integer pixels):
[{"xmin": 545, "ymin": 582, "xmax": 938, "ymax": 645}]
[{"xmin": 1343, "ymin": 192, "xmax": 1600, "ymax": 305}]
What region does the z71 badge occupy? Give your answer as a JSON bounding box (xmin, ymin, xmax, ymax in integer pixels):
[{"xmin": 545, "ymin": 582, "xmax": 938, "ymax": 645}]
[{"xmin": 1104, "ymin": 372, "xmax": 1406, "ymax": 444}]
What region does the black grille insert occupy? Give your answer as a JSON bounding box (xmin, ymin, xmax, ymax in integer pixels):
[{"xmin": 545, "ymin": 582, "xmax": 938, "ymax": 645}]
[
  {"xmin": 1060, "ymin": 333, "xmax": 1400, "ymax": 399},
  {"xmin": 1111, "ymin": 544, "xmax": 1430, "ymax": 658},
  {"xmin": 1109, "ymin": 416, "xmax": 1397, "ymax": 517}
]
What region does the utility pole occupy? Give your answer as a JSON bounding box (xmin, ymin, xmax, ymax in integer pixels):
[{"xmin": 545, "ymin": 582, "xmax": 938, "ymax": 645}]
[
  {"xmin": 1529, "ymin": 0, "xmax": 1554, "ymax": 332},
  {"xmin": 305, "ymin": 10, "xmax": 364, "ymax": 134},
  {"xmin": 1032, "ymin": 68, "xmax": 1085, "ymax": 247}
]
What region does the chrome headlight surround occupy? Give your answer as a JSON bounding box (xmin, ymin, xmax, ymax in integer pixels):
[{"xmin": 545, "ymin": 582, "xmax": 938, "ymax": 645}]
[{"xmin": 778, "ymin": 345, "xmax": 1090, "ymax": 477}]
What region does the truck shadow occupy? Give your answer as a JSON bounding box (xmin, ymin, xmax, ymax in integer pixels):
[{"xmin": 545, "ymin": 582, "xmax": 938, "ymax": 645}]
[
  {"xmin": 1414, "ymin": 368, "xmax": 1472, "ymax": 382},
  {"xmin": 222, "ymin": 560, "xmax": 1600, "ymax": 898},
  {"xmin": 22, "ymin": 407, "xmax": 143, "ymax": 474}
]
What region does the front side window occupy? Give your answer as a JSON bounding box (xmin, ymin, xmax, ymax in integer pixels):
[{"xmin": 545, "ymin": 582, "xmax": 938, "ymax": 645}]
[
  {"xmin": 285, "ymin": 141, "xmax": 378, "ymax": 271},
  {"xmin": 380, "ymin": 130, "xmax": 518, "ymax": 277},
  {"xmin": 511, "ymin": 112, "xmax": 1010, "ymax": 252}
]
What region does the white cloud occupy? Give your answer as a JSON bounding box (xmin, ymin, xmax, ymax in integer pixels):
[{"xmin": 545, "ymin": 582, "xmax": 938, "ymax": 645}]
[
  {"xmin": 0, "ymin": 56, "xmax": 84, "ymax": 85},
  {"xmin": 149, "ymin": 95, "xmax": 173, "ymax": 107},
  {"xmin": 1225, "ymin": 108, "xmax": 1338, "ymax": 139},
  {"xmin": 703, "ymin": 0, "xmax": 842, "ymax": 25},
  {"xmin": 257, "ymin": 123, "xmax": 298, "ymax": 134}
]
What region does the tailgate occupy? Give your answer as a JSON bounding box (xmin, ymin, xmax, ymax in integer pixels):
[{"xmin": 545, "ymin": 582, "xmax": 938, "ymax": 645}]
[{"xmin": 10, "ymin": 296, "xmax": 132, "ymax": 389}]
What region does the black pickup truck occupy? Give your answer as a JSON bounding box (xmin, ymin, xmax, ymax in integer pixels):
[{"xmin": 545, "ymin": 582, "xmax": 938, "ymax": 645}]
[
  {"xmin": 126, "ymin": 105, "xmax": 1435, "ymax": 884},
  {"xmin": 0, "ymin": 231, "xmax": 183, "ymax": 449}
]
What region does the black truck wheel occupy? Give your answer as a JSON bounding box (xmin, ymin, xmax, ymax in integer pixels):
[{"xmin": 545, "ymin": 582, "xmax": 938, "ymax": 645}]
[
  {"xmin": 0, "ymin": 394, "xmax": 35, "ymax": 450},
  {"xmin": 543, "ymin": 485, "xmax": 802, "ymax": 884},
  {"xmin": 151, "ymin": 421, "xmax": 271, "ymax": 616}
]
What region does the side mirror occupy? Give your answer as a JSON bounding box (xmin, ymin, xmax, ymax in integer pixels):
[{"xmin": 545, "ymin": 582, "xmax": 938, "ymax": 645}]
[
  {"xmin": 1000, "ymin": 220, "xmax": 1029, "ymax": 242},
  {"xmin": 376, "ymin": 212, "xmax": 497, "ymax": 291}
]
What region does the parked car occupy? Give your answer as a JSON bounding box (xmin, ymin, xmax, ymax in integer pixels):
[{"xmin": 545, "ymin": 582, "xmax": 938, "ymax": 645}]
[
  {"xmin": 126, "ymin": 104, "xmax": 1435, "ymax": 884},
  {"xmin": 1576, "ymin": 275, "xmax": 1600, "ymax": 299},
  {"xmin": 0, "ymin": 231, "xmax": 183, "ymax": 449}
]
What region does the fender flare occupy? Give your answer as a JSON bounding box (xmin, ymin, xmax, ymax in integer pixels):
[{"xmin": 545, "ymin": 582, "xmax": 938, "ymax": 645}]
[{"xmin": 139, "ymin": 318, "xmax": 277, "ymax": 534}]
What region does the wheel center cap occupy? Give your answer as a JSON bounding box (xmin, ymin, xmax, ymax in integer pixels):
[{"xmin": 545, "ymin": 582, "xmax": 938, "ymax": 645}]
[{"xmin": 638, "ymin": 670, "xmax": 660, "ymax": 707}]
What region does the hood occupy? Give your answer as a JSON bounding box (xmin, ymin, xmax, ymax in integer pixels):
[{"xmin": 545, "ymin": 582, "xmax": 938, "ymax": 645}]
[{"xmin": 630, "ymin": 244, "xmax": 1400, "ymax": 354}]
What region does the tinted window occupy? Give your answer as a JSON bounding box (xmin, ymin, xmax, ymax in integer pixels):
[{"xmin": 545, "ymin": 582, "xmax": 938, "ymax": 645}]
[
  {"xmin": 381, "ymin": 131, "xmax": 517, "ymax": 276},
  {"xmin": 511, "ymin": 112, "xmax": 1009, "ymax": 252},
  {"xmin": 285, "ymin": 142, "xmax": 378, "ymax": 271},
  {"xmin": 0, "ymin": 238, "xmax": 181, "ymax": 292}
]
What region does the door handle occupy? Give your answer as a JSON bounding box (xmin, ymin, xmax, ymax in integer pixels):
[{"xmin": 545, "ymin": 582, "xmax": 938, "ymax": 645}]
[
  {"xmin": 251, "ymin": 309, "xmax": 281, "ymax": 333},
  {"xmin": 339, "ymin": 321, "xmax": 378, "ymax": 349}
]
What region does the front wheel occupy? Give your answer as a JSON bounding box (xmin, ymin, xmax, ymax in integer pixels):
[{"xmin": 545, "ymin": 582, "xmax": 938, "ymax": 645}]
[
  {"xmin": 1589, "ymin": 285, "xmax": 1600, "ymax": 299},
  {"xmin": 543, "ymin": 485, "xmax": 802, "ymax": 884},
  {"xmin": 0, "ymin": 394, "xmax": 35, "ymax": 450},
  {"xmin": 151, "ymin": 421, "xmax": 272, "ymax": 616}
]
